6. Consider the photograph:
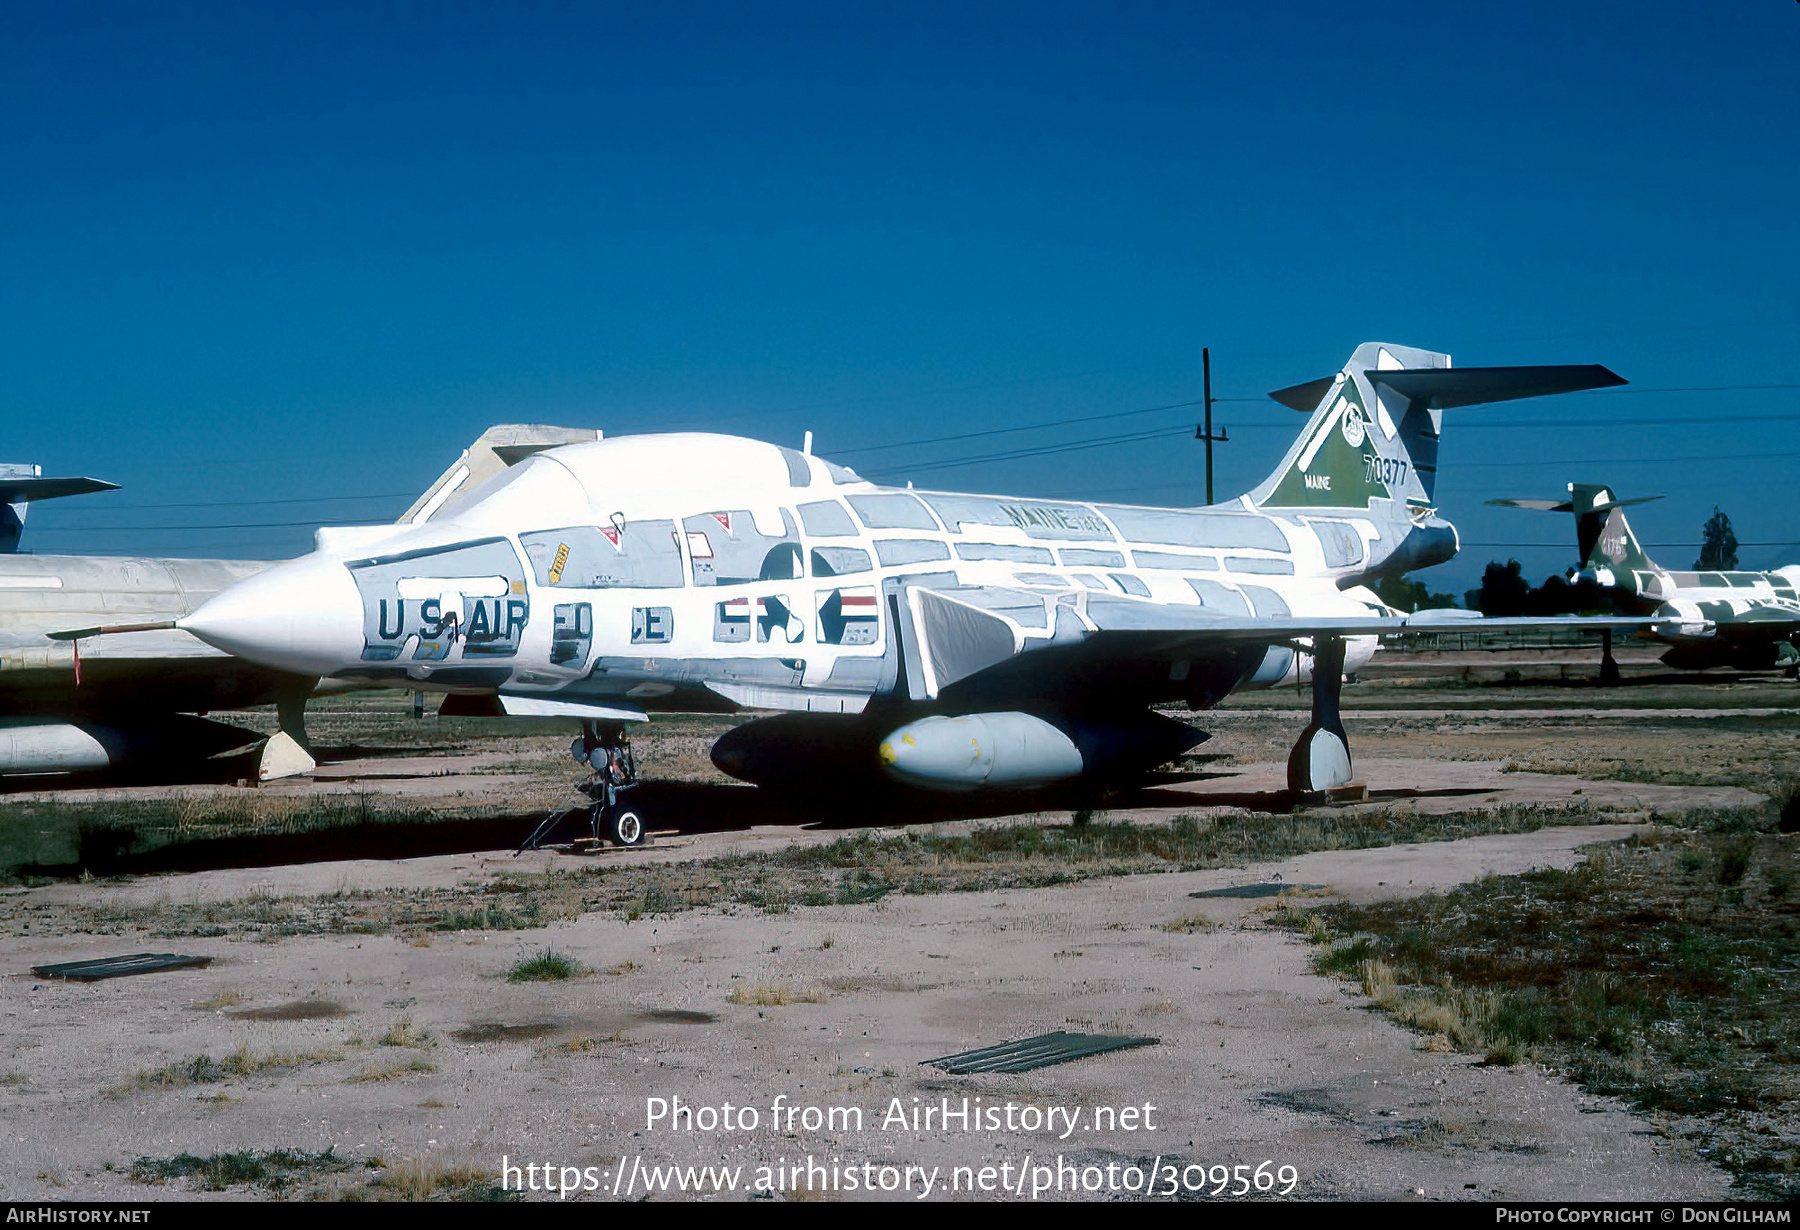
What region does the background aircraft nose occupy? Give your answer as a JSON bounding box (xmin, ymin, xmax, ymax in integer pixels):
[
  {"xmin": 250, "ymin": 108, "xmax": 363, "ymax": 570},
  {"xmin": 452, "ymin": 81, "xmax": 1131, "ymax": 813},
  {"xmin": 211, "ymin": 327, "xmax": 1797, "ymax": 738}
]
[{"xmin": 181, "ymin": 553, "xmax": 365, "ymax": 676}]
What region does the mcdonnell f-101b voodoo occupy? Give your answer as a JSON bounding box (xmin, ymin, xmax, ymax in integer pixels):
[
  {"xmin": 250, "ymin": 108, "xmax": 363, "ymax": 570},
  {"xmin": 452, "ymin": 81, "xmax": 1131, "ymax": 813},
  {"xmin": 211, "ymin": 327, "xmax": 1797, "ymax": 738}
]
[
  {"xmin": 123, "ymin": 343, "xmax": 1629, "ymax": 845},
  {"xmin": 1492, "ymin": 483, "xmax": 1800, "ymax": 672}
]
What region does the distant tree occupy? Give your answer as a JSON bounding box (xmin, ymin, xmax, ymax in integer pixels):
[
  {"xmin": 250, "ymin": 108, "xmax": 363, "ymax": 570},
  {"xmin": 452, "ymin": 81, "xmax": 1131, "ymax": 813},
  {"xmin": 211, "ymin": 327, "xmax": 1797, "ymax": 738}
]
[
  {"xmin": 1695, "ymin": 507, "xmax": 1739, "ymax": 570},
  {"xmin": 1527, "ymin": 572, "xmax": 1610, "ymax": 615},
  {"xmin": 1469, "ymin": 559, "xmax": 1531, "ymax": 617},
  {"xmin": 1374, "ymin": 574, "xmax": 1460, "ymax": 613}
]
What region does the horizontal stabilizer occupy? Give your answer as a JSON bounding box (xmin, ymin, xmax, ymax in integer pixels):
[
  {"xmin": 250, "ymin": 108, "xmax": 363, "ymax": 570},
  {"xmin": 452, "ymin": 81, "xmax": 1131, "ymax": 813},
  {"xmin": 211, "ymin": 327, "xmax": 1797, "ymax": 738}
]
[
  {"xmin": 1372, "ymin": 365, "xmax": 1626, "ymax": 409},
  {"xmin": 1488, "ymin": 493, "xmax": 1661, "ymax": 513},
  {"xmin": 1267, "ymin": 375, "xmax": 1339, "ymax": 413},
  {"xmin": 0, "ymin": 476, "xmax": 121, "ymax": 502},
  {"xmin": 1487, "ymin": 498, "xmax": 1574, "ymax": 512}
]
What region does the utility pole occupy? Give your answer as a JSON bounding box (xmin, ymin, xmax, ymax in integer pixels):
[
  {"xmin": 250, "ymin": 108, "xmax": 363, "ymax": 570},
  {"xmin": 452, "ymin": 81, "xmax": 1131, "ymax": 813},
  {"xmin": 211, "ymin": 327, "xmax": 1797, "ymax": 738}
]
[{"xmin": 1194, "ymin": 347, "xmax": 1229, "ymax": 505}]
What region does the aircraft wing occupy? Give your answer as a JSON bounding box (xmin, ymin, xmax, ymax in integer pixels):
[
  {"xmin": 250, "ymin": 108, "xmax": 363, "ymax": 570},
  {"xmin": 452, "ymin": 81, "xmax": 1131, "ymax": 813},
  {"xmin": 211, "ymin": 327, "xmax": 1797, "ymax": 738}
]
[{"xmin": 893, "ymin": 583, "xmax": 1645, "ymax": 703}]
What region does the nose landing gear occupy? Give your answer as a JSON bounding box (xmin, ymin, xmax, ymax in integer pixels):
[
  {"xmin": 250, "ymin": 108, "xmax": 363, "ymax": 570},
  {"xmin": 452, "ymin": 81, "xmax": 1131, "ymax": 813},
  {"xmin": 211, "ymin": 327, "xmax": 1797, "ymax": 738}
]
[{"xmin": 517, "ymin": 720, "xmax": 650, "ymax": 852}]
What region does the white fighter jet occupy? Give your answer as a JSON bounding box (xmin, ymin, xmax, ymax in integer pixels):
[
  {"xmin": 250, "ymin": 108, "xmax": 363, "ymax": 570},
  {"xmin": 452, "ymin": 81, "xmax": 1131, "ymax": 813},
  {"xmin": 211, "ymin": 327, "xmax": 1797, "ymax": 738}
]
[
  {"xmin": 1493, "ymin": 483, "xmax": 1800, "ymax": 672},
  {"xmin": 149, "ymin": 342, "xmax": 1628, "ymax": 844}
]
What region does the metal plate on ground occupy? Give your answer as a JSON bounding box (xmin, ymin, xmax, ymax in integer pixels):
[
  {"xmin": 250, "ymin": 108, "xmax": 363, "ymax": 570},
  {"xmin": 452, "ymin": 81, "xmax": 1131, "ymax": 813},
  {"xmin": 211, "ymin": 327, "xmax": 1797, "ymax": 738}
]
[
  {"xmin": 922, "ymin": 1031, "xmax": 1159, "ymax": 1074},
  {"xmin": 31, "ymin": 953, "xmax": 213, "ymax": 982},
  {"xmin": 1189, "ymin": 883, "xmax": 1326, "ymax": 899}
]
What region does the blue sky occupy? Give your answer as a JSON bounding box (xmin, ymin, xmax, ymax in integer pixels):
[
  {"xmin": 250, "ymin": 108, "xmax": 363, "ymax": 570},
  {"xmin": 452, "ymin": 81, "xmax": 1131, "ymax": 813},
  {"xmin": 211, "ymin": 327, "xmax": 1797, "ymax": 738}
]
[{"xmin": 4, "ymin": 1, "xmax": 1796, "ymax": 594}]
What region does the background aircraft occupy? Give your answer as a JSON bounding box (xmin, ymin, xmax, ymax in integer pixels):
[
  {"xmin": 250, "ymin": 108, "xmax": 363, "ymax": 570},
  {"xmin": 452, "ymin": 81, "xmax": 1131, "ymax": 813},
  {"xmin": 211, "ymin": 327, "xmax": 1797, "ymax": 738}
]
[
  {"xmin": 0, "ymin": 426, "xmax": 597, "ymax": 784},
  {"xmin": 1492, "ymin": 483, "xmax": 1800, "ymax": 672},
  {"xmin": 161, "ymin": 342, "xmax": 1631, "ymax": 845},
  {"xmin": 0, "ymin": 465, "xmax": 120, "ymax": 554}
]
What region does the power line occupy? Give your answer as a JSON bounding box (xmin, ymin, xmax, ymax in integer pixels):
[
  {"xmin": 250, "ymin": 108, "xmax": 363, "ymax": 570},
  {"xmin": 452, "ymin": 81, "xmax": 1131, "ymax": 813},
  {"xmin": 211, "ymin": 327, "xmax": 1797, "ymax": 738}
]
[
  {"xmin": 863, "ymin": 424, "xmax": 1195, "ymax": 477},
  {"xmin": 1461, "ymin": 541, "xmax": 1798, "ymax": 549},
  {"xmin": 1464, "ymin": 451, "xmax": 1800, "ymax": 469},
  {"xmin": 1221, "ymin": 411, "xmax": 1800, "ymax": 432},
  {"xmin": 1583, "ymin": 383, "xmax": 1800, "ymax": 396},
  {"xmin": 26, "ymin": 519, "xmax": 394, "ymax": 533},
  {"xmin": 88, "ymin": 493, "xmax": 412, "ymax": 511},
  {"xmin": 829, "ymin": 399, "xmax": 1204, "ymax": 457},
  {"xmin": 30, "ymin": 378, "xmax": 1800, "ymax": 531}
]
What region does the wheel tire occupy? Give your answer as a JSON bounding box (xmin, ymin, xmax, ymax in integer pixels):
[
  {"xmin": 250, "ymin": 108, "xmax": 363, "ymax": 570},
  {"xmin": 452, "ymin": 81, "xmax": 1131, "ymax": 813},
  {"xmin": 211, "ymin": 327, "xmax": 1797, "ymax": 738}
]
[{"xmin": 608, "ymin": 808, "xmax": 648, "ymax": 847}]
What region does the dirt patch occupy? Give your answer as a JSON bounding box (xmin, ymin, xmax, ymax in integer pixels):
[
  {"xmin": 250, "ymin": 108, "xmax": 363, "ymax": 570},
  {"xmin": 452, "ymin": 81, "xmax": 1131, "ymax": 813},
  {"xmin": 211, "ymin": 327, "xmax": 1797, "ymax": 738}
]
[
  {"xmin": 630, "ymin": 1009, "xmax": 716, "ymax": 1025},
  {"xmin": 450, "ymin": 1022, "xmax": 560, "ymax": 1044},
  {"xmin": 226, "ymin": 998, "xmax": 347, "ymax": 1022}
]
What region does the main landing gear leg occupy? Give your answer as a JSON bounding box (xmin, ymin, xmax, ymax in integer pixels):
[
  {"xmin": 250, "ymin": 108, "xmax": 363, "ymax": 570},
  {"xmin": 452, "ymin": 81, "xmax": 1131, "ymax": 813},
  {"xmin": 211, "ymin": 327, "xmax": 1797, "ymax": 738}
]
[
  {"xmin": 1598, "ymin": 629, "xmax": 1623, "ymax": 687},
  {"xmin": 1287, "ymin": 635, "xmax": 1366, "ymax": 803},
  {"xmin": 576, "ymin": 720, "xmax": 648, "ymax": 848}
]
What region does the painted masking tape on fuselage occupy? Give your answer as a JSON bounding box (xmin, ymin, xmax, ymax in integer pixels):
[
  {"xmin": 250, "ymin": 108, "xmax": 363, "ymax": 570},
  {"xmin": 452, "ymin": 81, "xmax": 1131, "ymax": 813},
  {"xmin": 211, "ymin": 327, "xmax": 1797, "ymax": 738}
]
[{"xmin": 350, "ymin": 539, "xmax": 529, "ymax": 662}]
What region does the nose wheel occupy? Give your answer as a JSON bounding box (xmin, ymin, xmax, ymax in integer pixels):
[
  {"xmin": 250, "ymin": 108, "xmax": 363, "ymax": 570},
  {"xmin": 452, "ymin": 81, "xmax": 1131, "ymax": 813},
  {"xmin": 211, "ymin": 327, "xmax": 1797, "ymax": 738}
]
[
  {"xmin": 517, "ymin": 720, "xmax": 651, "ymax": 852},
  {"xmin": 576, "ymin": 720, "xmax": 649, "ymax": 847},
  {"xmin": 604, "ymin": 806, "xmax": 646, "ymax": 847}
]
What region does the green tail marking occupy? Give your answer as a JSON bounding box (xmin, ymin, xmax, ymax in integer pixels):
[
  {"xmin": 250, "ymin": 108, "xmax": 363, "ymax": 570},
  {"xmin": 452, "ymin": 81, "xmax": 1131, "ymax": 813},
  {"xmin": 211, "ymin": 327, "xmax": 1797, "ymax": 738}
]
[
  {"xmin": 1262, "ymin": 375, "xmax": 1398, "ymax": 509},
  {"xmin": 1570, "ymin": 484, "xmax": 1655, "ymax": 581}
]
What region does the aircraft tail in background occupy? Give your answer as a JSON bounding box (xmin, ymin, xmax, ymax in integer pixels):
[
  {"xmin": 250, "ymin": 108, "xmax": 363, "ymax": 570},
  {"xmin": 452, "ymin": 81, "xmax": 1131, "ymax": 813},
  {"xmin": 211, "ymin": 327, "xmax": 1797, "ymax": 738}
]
[
  {"xmin": 0, "ymin": 465, "xmax": 121, "ymax": 553},
  {"xmin": 1488, "ymin": 483, "xmax": 1664, "ymax": 594}
]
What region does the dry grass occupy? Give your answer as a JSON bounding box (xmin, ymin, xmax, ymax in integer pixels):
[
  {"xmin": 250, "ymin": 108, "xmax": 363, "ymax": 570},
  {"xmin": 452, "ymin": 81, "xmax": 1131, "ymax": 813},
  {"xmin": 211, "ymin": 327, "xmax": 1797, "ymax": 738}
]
[
  {"xmin": 346, "ymin": 1058, "xmax": 437, "ymax": 1083},
  {"xmin": 378, "ymin": 1018, "xmax": 435, "ymax": 1049},
  {"xmin": 360, "ymin": 1155, "xmax": 513, "ymax": 1202},
  {"xmin": 1159, "ymin": 914, "xmax": 1215, "ymax": 933},
  {"xmin": 1298, "ymin": 823, "xmax": 1800, "ymax": 1199},
  {"xmin": 107, "ymin": 1045, "xmax": 344, "ymax": 1097},
  {"xmin": 189, "ymin": 989, "xmax": 242, "ymax": 1009},
  {"xmin": 726, "ymin": 982, "xmax": 824, "ymax": 1007}
]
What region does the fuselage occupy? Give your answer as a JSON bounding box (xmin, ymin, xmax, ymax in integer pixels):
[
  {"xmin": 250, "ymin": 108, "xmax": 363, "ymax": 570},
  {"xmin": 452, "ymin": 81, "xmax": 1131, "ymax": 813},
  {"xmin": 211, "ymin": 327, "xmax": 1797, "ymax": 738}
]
[
  {"xmin": 1581, "ymin": 561, "xmax": 1800, "ymax": 645},
  {"xmin": 182, "ymin": 433, "xmax": 1390, "ymax": 719},
  {"xmin": 0, "ymin": 553, "xmax": 277, "ymax": 712}
]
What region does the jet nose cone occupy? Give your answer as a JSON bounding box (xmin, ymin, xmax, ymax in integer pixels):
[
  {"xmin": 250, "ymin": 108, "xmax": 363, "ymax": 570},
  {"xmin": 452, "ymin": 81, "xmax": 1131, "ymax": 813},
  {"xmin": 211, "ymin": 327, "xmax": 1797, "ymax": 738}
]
[{"xmin": 181, "ymin": 554, "xmax": 365, "ymax": 676}]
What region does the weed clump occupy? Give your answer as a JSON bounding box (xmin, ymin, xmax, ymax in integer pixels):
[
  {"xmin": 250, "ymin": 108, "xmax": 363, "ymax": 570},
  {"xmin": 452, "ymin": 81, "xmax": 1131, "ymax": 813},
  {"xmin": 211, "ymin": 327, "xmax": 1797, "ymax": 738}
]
[
  {"xmin": 131, "ymin": 1148, "xmax": 354, "ymax": 1192},
  {"xmin": 726, "ymin": 982, "xmax": 824, "ymax": 1007},
  {"xmin": 108, "ymin": 1046, "xmax": 342, "ymax": 1097},
  {"xmin": 506, "ymin": 949, "xmax": 585, "ymax": 982},
  {"xmin": 364, "ymin": 1156, "xmax": 516, "ymax": 1201},
  {"xmin": 378, "ymin": 1018, "xmax": 435, "ymax": 1049}
]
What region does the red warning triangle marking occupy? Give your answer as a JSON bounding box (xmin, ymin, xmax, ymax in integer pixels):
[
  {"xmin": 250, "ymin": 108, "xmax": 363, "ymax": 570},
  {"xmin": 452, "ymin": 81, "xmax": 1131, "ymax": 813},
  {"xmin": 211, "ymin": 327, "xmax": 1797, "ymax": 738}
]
[
  {"xmin": 711, "ymin": 512, "xmax": 733, "ymax": 533},
  {"xmin": 601, "ymin": 527, "xmax": 622, "ymax": 550}
]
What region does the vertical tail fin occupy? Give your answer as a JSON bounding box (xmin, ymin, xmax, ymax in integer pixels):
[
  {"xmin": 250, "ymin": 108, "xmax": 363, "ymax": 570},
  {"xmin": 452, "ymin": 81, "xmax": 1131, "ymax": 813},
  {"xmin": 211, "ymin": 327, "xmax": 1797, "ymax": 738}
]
[
  {"xmin": 1251, "ymin": 344, "xmax": 1627, "ymax": 579},
  {"xmin": 1569, "ymin": 484, "xmax": 1660, "ymax": 592},
  {"xmin": 1251, "ymin": 342, "xmax": 1451, "ymax": 515},
  {"xmin": 399, "ymin": 425, "xmax": 602, "ymax": 525},
  {"xmin": 1489, "ymin": 483, "xmax": 1664, "ymax": 595}
]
